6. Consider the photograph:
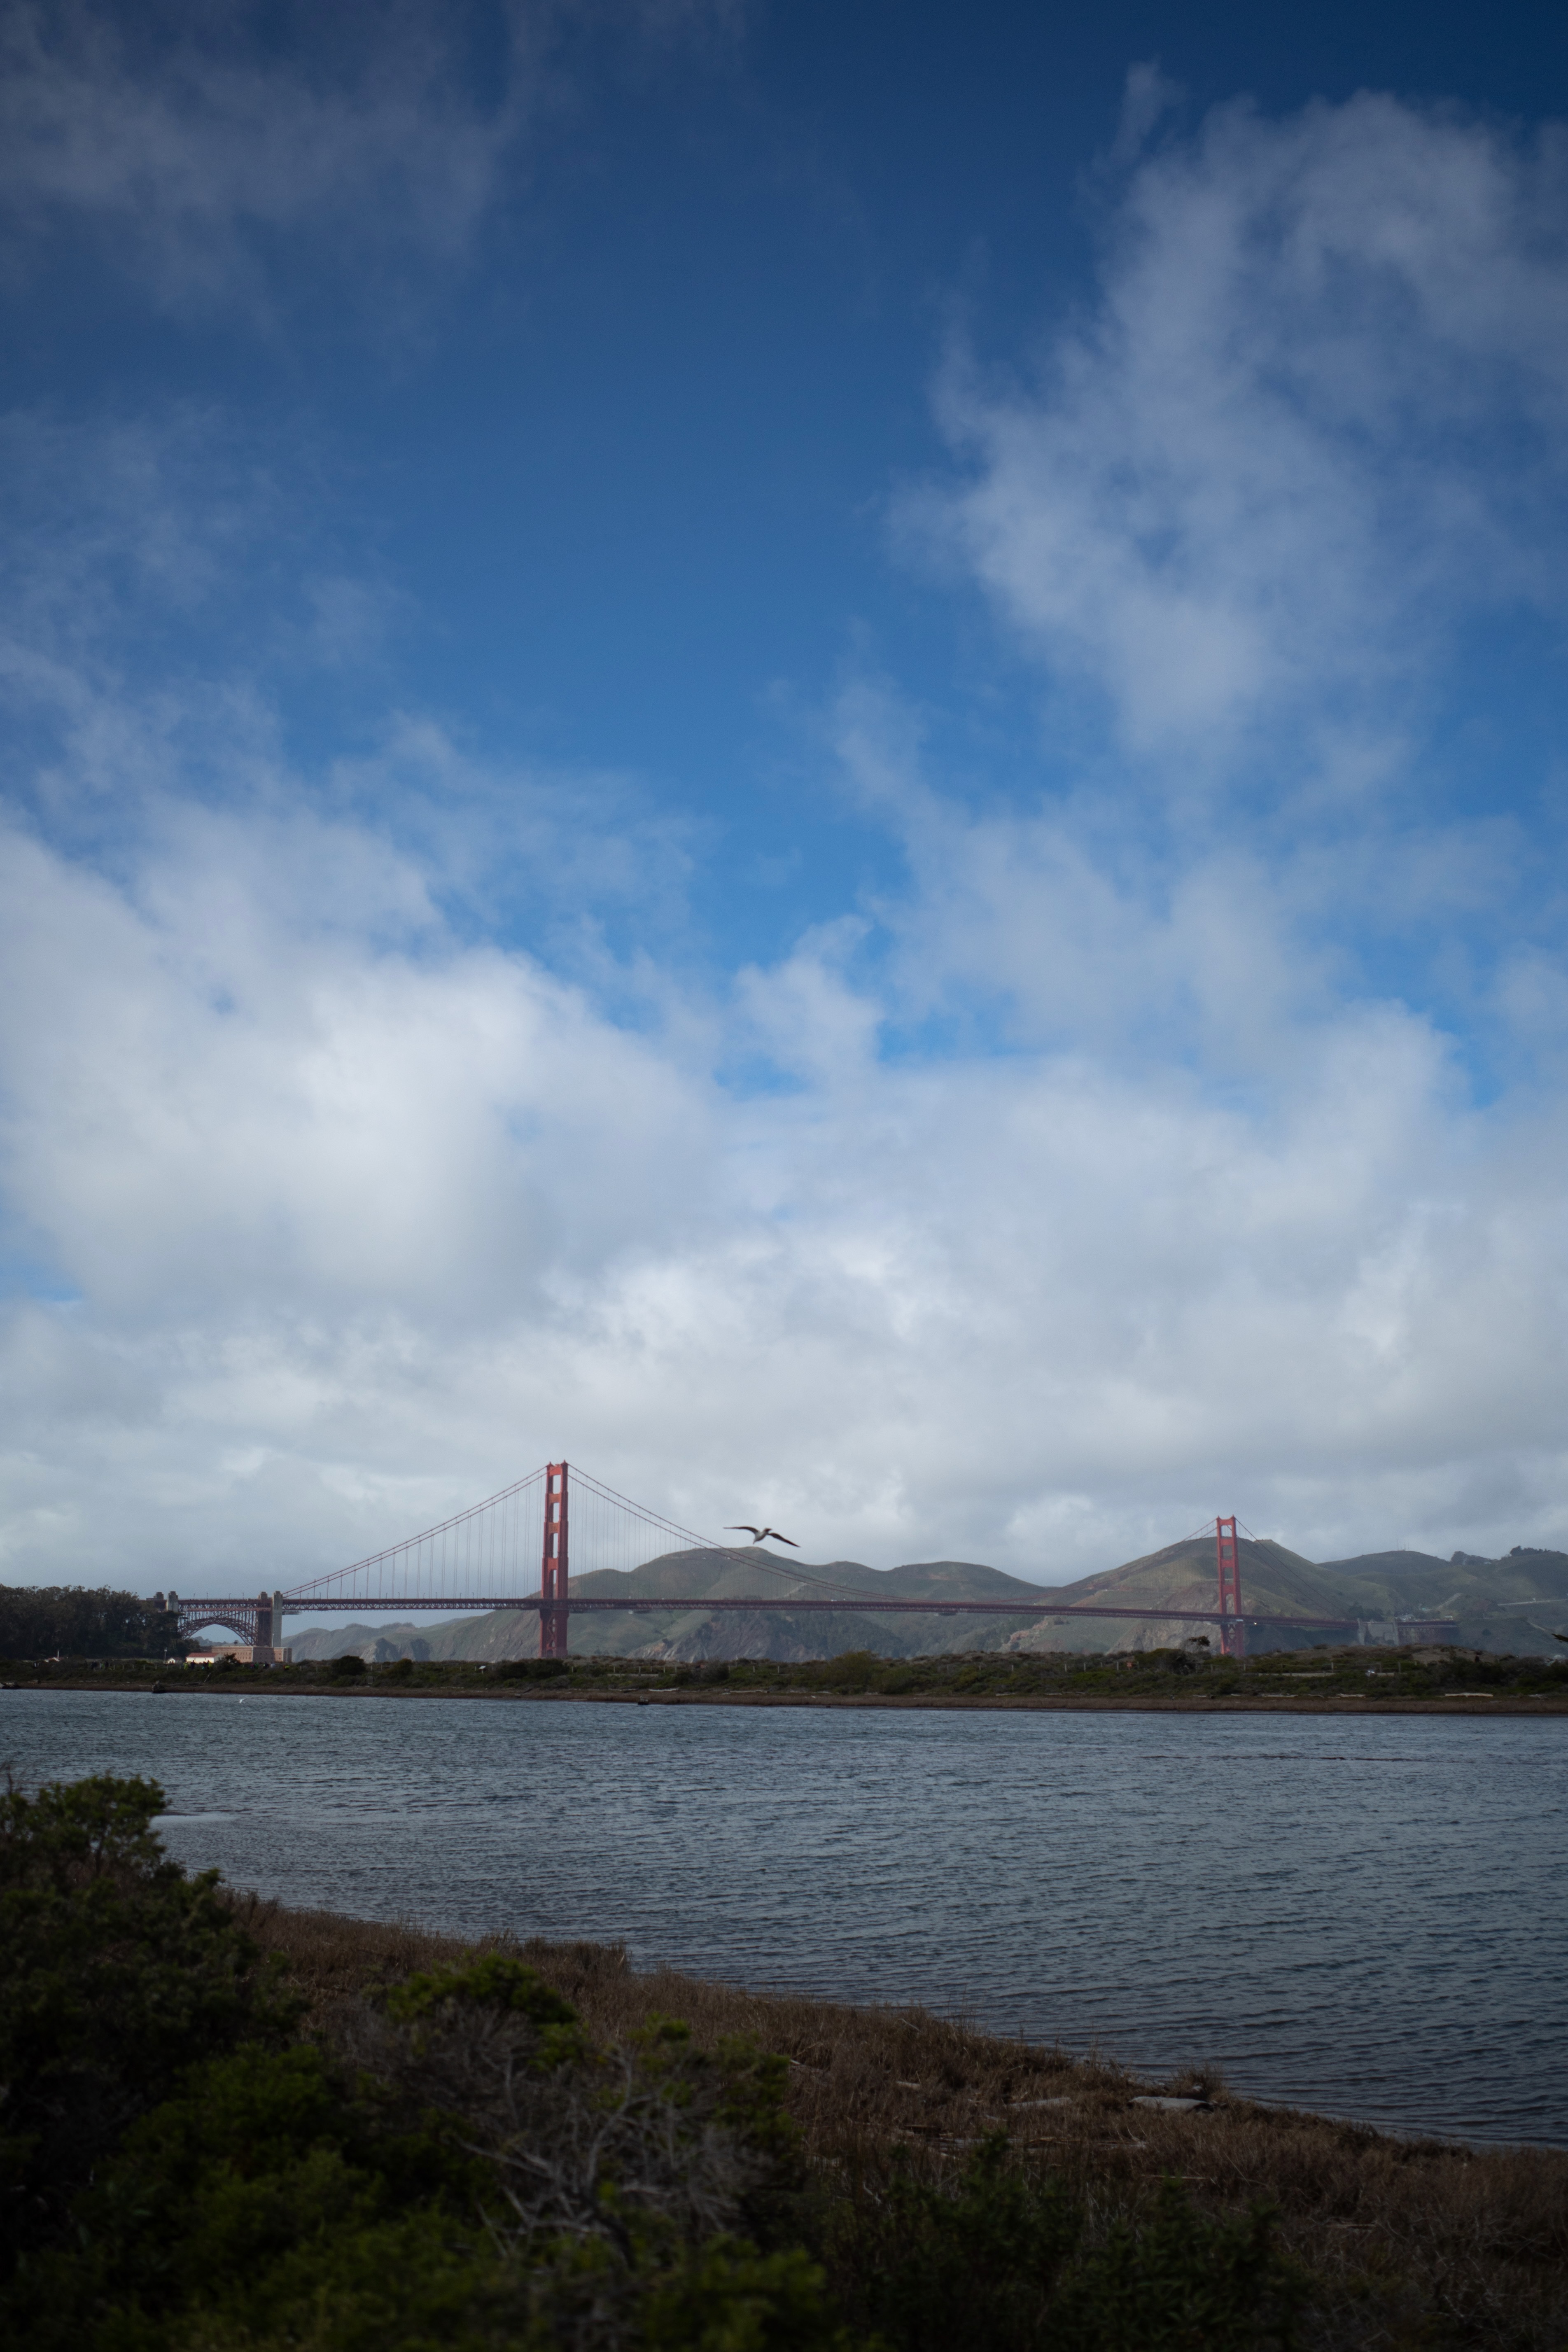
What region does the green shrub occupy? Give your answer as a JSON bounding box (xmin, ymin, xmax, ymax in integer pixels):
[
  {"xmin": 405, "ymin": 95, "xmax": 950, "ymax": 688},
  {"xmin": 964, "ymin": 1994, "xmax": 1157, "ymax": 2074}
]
[
  {"xmin": 818, "ymin": 2135, "xmax": 1301, "ymax": 2352},
  {"xmin": 824, "ymin": 1651, "xmax": 877, "ymax": 1690},
  {"xmin": 8, "ymin": 1948, "xmax": 846, "ymax": 2352},
  {"xmin": 329, "ymin": 1651, "xmax": 367, "ymax": 1678},
  {"xmin": 0, "ymin": 1789, "xmax": 846, "ymax": 2352},
  {"xmin": 823, "ymin": 2133, "xmax": 1078, "ymax": 2348},
  {"xmin": 1052, "ymin": 2175, "xmax": 1302, "ymax": 2350},
  {"xmin": 0, "ymin": 1773, "xmax": 296, "ymax": 2273}
]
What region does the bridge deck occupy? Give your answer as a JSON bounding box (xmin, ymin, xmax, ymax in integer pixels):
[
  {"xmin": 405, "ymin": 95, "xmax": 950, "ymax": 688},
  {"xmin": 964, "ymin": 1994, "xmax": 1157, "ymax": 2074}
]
[{"xmin": 175, "ymin": 1592, "xmax": 1379, "ymax": 1629}]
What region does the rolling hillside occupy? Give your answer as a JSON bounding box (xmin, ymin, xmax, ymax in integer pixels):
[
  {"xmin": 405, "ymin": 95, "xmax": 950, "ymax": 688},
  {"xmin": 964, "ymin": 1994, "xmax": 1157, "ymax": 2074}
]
[
  {"xmin": 288, "ymin": 1545, "xmax": 1055, "ymax": 1665},
  {"xmin": 286, "ymin": 1535, "xmax": 1568, "ymax": 1664},
  {"xmin": 1007, "ymin": 1532, "xmax": 1348, "ymax": 1658},
  {"xmin": 562, "ymin": 1544, "xmax": 1051, "ymax": 1662},
  {"xmin": 1313, "ymin": 1546, "xmax": 1568, "ymax": 1657}
]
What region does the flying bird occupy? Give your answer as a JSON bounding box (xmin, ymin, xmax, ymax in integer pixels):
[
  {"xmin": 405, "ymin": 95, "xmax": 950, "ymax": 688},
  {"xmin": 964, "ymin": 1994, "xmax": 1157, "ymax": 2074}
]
[{"xmin": 727, "ymin": 1525, "xmax": 798, "ymax": 1547}]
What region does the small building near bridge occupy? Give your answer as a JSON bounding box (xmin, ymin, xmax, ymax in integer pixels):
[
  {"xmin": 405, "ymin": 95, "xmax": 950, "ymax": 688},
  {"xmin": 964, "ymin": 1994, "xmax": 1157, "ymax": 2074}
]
[{"xmin": 187, "ymin": 1643, "xmax": 292, "ymax": 1666}]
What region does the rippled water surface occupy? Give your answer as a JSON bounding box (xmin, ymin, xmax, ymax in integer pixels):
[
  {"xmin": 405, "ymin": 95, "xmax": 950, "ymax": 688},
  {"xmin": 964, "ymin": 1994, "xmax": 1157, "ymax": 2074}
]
[{"xmin": 5, "ymin": 1689, "xmax": 1563, "ymax": 2145}]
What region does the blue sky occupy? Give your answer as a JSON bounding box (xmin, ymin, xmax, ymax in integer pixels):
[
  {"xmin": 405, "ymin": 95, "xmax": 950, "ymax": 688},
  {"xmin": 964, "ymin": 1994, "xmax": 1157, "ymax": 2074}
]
[{"xmin": 3, "ymin": 0, "xmax": 1568, "ymax": 1595}]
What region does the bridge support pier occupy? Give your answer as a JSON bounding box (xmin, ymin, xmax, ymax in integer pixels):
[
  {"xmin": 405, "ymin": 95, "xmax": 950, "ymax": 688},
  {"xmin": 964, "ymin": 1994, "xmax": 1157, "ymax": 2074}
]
[
  {"xmin": 252, "ymin": 1589, "xmax": 288, "ymax": 1663},
  {"xmin": 539, "ymin": 1461, "xmax": 570, "ymax": 1658}
]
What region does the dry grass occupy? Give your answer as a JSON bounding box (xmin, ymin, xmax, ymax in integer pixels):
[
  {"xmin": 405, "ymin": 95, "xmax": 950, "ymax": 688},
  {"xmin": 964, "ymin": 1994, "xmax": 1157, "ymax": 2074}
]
[{"xmin": 233, "ymin": 1895, "xmax": 1568, "ymax": 2350}]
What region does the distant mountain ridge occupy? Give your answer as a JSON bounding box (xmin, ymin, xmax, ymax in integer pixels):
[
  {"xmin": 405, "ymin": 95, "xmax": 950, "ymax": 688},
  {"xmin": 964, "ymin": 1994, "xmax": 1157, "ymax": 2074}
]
[
  {"xmin": 569, "ymin": 1545, "xmax": 1046, "ymax": 1607},
  {"xmin": 285, "ymin": 1535, "xmax": 1568, "ymax": 1664}
]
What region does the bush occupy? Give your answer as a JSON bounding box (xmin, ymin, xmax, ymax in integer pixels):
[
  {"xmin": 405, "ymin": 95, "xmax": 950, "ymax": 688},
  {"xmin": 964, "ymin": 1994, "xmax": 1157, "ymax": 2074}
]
[
  {"xmin": 0, "ymin": 1773, "xmax": 295, "ymax": 2272},
  {"xmin": 9, "ymin": 1951, "xmax": 847, "ymax": 2352},
  {"xmin": 819, "ymin": 2135, "xmax": 1301, "ymax": 2352},
  {"xmin": 329, "ymin": 1651, "xmax": 367, "ymax": 1678},
  {"xmin": 1053, "ymin": 2176, "xmax": 1302, "ymax": 2350},
  {"xmin": 823, "ymin": 2133, "xmax": 1078, "ymax": 2349},
  {"xmin": 824, "ymin": 1651, "xmax": 877, "ymax": 1690}
]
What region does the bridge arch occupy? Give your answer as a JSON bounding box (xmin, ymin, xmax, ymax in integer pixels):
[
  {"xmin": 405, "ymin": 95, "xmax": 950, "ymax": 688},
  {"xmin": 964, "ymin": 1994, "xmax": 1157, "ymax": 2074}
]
[{"xmin": 173, "ymin": 1601, "xmax": 261, "ymax": 1646}]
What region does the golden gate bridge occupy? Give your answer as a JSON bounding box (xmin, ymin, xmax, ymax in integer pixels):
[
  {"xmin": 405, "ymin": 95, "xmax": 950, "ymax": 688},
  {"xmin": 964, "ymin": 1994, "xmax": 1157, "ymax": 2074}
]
[{"xmin": 158, "ymin": 1468, "xmax": 1451, "ymax": 1662}]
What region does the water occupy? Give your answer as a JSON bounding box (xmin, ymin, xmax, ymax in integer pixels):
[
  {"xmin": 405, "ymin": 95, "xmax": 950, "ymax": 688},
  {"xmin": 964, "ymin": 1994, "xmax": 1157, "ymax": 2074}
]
[{"xmin": 3, "ymin": 1688, "xmax": 1563, "ymax": 2147}]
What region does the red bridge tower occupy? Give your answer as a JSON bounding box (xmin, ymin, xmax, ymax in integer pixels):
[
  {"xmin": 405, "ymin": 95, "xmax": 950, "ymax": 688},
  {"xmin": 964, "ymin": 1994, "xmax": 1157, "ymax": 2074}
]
[
  {"xmin": 1215, "ymin": 1514, "xmax": 1245, "ymax": 1659},
  {"xmin": 539, "ymin": 1462, "xmax": 570, "ymax": 1658}
]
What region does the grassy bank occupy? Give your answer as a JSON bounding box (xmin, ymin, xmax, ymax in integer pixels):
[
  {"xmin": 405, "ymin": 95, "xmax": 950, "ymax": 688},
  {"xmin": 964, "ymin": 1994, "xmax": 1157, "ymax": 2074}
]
[
  {"xmin": 5, "ymin": 1771, "xmax": 1565, "ymax": 2348},
  {"xmin": 240, "ymin": 1895, "xmax": 1568, "ymax": 2350},
  {"xmin": 240, "ymin": 1891, "xmax": 1568, "ymax": 2352},
  {"xmin": 8, "ymin": 1643, "xmax": 1568, "ymax": 1713}
]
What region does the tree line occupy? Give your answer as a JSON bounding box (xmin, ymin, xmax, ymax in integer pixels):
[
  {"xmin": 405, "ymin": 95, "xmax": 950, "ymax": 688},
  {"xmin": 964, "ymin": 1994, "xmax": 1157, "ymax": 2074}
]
[{"xmin": 0, "ymin": 1586, "xmax": 179, "ymax": 1659}]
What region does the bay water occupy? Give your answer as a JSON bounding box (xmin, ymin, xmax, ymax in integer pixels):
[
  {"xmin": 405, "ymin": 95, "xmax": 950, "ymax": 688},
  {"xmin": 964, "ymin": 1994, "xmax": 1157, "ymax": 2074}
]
[{"xmin": 4, "ymin": 1687, "xmax": 1562, "ymax": 2147}]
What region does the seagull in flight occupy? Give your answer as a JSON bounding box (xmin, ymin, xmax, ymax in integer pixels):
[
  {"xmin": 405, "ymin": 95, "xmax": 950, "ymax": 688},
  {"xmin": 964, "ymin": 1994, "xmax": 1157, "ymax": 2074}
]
[{"xmin": 727, "ymin": 1524, "xmax": 798, "ymax": 1547}]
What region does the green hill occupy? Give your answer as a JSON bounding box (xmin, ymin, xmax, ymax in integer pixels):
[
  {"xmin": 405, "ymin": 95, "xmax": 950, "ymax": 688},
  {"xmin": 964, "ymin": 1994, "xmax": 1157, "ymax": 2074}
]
[
  {"xmin": 561, "ymin": 1545, "xmax": 1052, "ymax": 1662},
  {"xmin": 288, "ymin": 1545, "xmax": 1056, "ymax": 1665},
  {"xmin": 1312, "ymin": 1546, "xmax": 1568, "ymax": 1657},
  {"xmin": 285, "ymin": 1535, "xmax": 1568, "ymax": 1664},
  {"xmin": 1011, "ymin": 1533, "xmax": 1350, "ymax": 1658}
]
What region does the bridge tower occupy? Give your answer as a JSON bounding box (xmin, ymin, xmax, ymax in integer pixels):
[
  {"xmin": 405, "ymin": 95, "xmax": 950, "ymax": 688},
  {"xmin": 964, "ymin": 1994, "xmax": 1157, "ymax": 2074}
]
[
  {"xmin": 539, "ymin": 1462, "xmax": 570, "ymax": 1658},
  {"xmin": 1215, "ymin": 1515, "xmax": 1245, "ymax": 1658}
]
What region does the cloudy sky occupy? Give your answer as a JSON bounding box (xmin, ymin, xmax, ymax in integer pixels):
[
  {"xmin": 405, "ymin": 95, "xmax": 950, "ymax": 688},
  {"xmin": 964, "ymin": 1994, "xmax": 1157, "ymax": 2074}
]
[{"xmin": 3, "ymin": 0, "xmax": 1568, "ymax": 1598}]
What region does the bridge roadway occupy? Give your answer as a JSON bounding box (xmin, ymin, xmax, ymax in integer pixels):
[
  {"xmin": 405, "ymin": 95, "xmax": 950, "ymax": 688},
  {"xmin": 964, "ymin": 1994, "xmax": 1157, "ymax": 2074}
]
[{"xmin": 179, "ymin": 1593, "xmax": 1366, "ymax": 1631}]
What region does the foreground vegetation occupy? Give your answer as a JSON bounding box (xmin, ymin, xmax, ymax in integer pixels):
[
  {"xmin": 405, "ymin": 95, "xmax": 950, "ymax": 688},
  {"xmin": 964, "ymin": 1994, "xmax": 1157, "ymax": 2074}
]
[
  {"xmin": 9, "ymin": 1641, "xmax": 1568, "ymax": 1704},
  {"xmin": 4, "ymin": 1775, "xmax": 1566, "ymax": 2348},
  {"xmin": 3, "ymin": 1775, "xmax": 1307, "ymax": 2350}
]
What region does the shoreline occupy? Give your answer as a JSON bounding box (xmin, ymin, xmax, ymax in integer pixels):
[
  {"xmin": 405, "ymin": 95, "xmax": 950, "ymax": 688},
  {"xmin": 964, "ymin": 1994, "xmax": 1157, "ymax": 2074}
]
[
  {"xmin": 245, "ymin": 1891, "xmax": 1568, "ymax": 2155},
  {"xmin": 233, "ymin": 1892, "xmax": 1568, "ymax": 2344},
  {"xmin": 10, "ymin": 1676, "xmax": 1568, "ymax": 1717}
]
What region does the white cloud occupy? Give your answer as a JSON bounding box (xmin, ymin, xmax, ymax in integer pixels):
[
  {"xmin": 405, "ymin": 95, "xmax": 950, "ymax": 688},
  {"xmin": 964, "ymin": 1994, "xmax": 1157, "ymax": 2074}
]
[
  {"xmin": 0, "ymin": 0, "xmax": 754, "ymax": 317},
  {"xmin": 922, "ymin": 89, "xmax": 1568, "ymax": 761},
  {"xmin": 6, "ymin": 84, "xmax": 1568, "ymax": 1605},
  {"xmin": 4, "ymin": 775, "xmax": 1568, "ymax": 1596},
  {"xmin": 0, "ymin": 1, "xmax": 528, "ymax": 313},
  {"xmin": 0, "ymin": 407, "xmax": 701, "ymax": 975}
]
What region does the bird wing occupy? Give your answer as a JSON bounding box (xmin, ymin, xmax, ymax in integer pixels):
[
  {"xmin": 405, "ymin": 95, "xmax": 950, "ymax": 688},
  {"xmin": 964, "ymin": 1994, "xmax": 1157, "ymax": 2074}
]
[
  {"xmin": 770, "ymin": 1532, "xmax": 799, "ymax": 1547},
  {"xmin": 726, "ymin": 1526, "xmax": 763, "ymax": 1539}
]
